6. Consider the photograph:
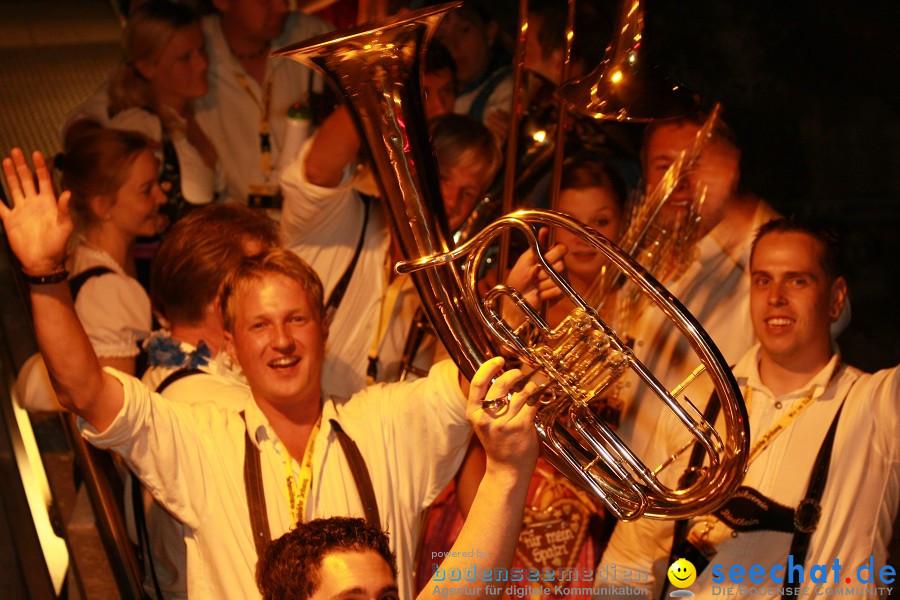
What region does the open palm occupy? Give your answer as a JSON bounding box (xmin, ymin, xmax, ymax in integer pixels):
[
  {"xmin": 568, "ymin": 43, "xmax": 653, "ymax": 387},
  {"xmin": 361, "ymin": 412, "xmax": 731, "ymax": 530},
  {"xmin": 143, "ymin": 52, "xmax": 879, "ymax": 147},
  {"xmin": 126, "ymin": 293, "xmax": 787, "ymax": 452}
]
[{"xmin": 0, "ymin": 149, "xmax": 73, "ymax": 274}]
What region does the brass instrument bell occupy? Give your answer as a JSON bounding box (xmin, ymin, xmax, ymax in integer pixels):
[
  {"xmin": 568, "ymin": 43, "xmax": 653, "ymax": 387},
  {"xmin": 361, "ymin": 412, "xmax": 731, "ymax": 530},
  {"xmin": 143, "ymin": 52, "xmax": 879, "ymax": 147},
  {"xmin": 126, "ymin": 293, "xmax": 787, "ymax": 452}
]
[{"xmin": 557, "ymin": 0, "xmax": 696, "ymax": 121}]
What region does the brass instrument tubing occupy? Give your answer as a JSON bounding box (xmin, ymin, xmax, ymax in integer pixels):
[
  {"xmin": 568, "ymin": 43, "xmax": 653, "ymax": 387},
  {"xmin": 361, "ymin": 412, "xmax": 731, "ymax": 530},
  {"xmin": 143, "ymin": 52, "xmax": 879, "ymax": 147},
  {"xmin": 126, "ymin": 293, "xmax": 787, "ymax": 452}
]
[
  {"xmin": 547, "ymin": 0, "xmax": 577, "ymax": 217},
  {"xmin": 274, "ymin": 6, "xmax": 746, "ymax": 521},
  {"xmin": 497, "ymin": 0, "xmax": 529, "ymax": 284}
]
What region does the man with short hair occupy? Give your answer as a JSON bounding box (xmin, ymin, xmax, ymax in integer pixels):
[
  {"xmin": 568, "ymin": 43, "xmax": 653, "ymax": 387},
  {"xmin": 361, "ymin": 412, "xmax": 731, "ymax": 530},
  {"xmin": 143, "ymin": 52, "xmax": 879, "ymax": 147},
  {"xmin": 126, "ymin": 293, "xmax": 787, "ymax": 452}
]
[
  {"xmin": 523, "ymin": 0, "xmax": 607, "ymax": 86},
  {"xmin": 143, "ymin": 203, "xmax": 281, "ymax": 401},
  {"xmin": 595, "ymin": 217, "xmax": 900, "ymax": 599},
  {"xmin": 137, "ymin": 204, "xmax": 280, "ymax": 597},
  {"xmin": 258, "ymin": 518, "xmax": 400, "ymax": 600},
  {"xmin": 617, "ymin": 111, "xmax": 780, "ymax": 456},
  {"xmin": 257, "ymin": 365, "xmax": 538, "ymax": 600},
  {"xmin": 0, "ymin": 149, "xmax": 514, "ymax": 600},
  {"xmin": 422, "ymin": 42, "xmax": 458, "ymax": 120}
]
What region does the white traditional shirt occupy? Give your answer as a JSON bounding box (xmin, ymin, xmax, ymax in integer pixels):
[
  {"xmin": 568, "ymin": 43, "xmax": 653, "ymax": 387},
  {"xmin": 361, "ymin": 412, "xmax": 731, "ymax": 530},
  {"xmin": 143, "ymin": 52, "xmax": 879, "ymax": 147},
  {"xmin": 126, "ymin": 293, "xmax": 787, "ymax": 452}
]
[
  {"xmin": 615, "ymin": 200, "xmax": 780, "ymax": 458},
  {"xmin": 81, "ymin": 359, "xmax": 469, "ymax": 600},
  {"xmin": 111, "ymin": 108, "xmax": 221, "ymax": 206},
  {"xmin": 596, "ymin": 345, "xmax": 900, "ymax": 599},
  {"xmin": 141, "ymin": 332, "xmax": 249, "ymax": 410},
  {"xmin": 136, "ymin": 334, "xmax": 250, "ymax": 598},
  {"xmin": 281, "ymin": 138, "xmax": 442, "ymax": 397},
  {"xmin": 194, "ymin": 12, "xmax": 332, "ymax": 205}
]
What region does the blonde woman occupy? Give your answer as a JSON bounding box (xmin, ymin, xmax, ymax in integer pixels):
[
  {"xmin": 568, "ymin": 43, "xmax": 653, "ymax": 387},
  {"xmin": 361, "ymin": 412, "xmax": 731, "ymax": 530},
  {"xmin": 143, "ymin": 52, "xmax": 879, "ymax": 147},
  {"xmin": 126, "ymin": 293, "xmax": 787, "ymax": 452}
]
[{"xmin": 64, "ymin": 0, "xmax": 219, "ymax": 219}]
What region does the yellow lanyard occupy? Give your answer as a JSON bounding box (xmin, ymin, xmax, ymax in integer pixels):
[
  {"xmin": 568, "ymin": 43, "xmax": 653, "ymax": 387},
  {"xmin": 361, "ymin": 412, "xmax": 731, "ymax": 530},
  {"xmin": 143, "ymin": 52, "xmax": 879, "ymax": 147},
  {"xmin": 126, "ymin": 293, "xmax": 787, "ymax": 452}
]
[
  {"xmin": 235, "ymin": 72, "xmax": 275, "ymax": 180},
  {"xmin": 284, "ymin": 414, "xmax": 321, "ymax": 525},
  {"xmin": 745, "ymin": 361, "xmax": 844, "ymax": 467},
  {"xmin": 366, "ymin": 266, "xmax": 411, "ymax": 385},
  {"xmin": 744, "ymin": 386, "xmax": 816, "ymax": 466}
]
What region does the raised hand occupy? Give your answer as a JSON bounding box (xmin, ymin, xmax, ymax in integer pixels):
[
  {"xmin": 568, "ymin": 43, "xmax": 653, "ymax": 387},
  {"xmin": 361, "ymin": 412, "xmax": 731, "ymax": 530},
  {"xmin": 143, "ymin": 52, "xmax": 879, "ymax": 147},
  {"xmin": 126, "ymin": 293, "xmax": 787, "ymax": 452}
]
[
  {"xmin": 466, "ymin": 357, "xmax": 539, "ymax": 474},
  {"xmin": 0, "ymin": 149, "xmax": 73, "ymax": 275}
]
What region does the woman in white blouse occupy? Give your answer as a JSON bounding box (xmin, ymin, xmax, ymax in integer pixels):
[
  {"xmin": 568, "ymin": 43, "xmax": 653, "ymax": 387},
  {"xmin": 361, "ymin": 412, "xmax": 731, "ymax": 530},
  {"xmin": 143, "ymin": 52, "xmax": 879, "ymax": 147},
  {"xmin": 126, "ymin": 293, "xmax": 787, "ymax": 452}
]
[{"xmin": 59, "ymin": 128, "xmax": 166, "ymax": 374}]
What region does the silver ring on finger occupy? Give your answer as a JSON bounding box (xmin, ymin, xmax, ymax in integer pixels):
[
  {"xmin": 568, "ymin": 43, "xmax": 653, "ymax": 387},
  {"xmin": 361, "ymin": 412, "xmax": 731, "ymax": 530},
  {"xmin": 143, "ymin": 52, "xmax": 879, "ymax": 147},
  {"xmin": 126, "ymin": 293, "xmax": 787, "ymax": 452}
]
[{"xmin": 481, "ymin": 391, "xmax": 513, "ymax": 412}]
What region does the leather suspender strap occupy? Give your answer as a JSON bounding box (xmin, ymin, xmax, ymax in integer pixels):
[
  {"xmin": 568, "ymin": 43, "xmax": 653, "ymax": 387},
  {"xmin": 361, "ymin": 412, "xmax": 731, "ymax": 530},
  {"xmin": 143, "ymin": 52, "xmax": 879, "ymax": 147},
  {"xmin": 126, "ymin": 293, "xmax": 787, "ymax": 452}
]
[
  {"xmin": 243, "ymin": 414, "xmax": 272, "ymax": 558},
  {"xmin": 154, "ymin": 367, "xmax": 204, "ymax": 394},
  {"xmin": 241, "ymin": 414, "xmax": 382, "ymax": 559},
  {"xmin": 128, "ymin": 368, "xmax": 205, "ymax": 599},
  {"xmin": 330, "ymin": 419, "xmax": 381, "ymax": 527},
  {"xmin": 784, "ymin": 392, "xmax": 852, "ymax": 587},
  {"xmin": 323, "ymin": 196, "xmax": 371, "ymax": 326},
  {"xmin": 661, "ymin": 391, "xmax": 722, "ymax": 600}
]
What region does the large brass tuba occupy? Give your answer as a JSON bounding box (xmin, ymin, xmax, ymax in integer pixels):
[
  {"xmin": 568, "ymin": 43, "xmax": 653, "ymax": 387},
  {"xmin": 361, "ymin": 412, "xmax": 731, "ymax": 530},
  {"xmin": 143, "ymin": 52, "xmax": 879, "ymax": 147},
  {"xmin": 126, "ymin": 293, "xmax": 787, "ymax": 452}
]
[{"xmin": 274, "ymin": 2, "xmax": 748, "ymax": 521}]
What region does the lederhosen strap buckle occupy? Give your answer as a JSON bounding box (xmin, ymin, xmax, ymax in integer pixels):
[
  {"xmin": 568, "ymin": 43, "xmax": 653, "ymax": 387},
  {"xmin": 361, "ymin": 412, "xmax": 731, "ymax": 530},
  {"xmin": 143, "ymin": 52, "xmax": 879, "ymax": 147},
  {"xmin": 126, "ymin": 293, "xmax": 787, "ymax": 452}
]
[{"xmin": 793, "ymin": 498, "xmax": 822, "ymax": 534}]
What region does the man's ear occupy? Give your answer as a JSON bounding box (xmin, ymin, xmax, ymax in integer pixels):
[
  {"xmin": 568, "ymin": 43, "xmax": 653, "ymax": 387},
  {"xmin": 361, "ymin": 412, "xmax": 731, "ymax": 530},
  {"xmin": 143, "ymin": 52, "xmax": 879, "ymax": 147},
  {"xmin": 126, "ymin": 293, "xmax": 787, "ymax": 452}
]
[
  {"xmin": 224, "ymin": 330, "xmax": 238, "ymax": 364},
  {"xmin": 210, "ymin": 297, "xmax": 225, "ymax": 328},
  {"xmin": 829, "ymin": 276, "xmax": 848, "ymax": 322},
  {"xmin": 204, "ymin": 299, "xmax": 228, "ymax": 352}
]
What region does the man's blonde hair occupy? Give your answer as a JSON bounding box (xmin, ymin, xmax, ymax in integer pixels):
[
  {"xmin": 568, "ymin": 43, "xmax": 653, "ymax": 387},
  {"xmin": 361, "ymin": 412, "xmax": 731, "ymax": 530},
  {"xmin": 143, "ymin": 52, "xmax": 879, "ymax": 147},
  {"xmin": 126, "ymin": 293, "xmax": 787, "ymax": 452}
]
[{"xmin": 219, "ymin": 249, "xmax": 324, "ymax": 333}]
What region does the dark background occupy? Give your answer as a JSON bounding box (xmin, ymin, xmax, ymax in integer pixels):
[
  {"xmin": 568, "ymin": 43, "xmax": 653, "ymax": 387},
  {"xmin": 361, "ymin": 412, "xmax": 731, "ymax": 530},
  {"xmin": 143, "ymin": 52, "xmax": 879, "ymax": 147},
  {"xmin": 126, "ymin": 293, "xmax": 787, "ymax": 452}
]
[{"xmin": 628, "ymin": 1, "xmax": 900, "ymax": 371}]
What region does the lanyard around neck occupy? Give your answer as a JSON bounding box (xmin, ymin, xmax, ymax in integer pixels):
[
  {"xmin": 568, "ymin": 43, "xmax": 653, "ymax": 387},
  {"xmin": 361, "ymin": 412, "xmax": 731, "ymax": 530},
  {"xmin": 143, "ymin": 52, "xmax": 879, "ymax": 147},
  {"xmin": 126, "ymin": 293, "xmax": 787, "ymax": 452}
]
[
  {"xmin": 235, "ymin": 72, "xmax": 275, "ymax": 179},
  {"xmin": 745, "ymin": 361, "xmax": 844, "ymax": 467},
  {"xmin": 283, "ymin": 414, "xmax": 322, "ymax": 525}
]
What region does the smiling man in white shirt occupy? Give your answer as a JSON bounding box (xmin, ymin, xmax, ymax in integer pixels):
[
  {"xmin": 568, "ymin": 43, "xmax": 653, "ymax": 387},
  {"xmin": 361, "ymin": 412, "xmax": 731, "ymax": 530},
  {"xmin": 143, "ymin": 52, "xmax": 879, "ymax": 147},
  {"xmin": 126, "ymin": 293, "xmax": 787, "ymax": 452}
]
[
  {"xmin": 595, "ymin": 217, "xmax": 900, "ymax": 599},
  {"xmin": 0, "ymin": 149, "xmax": 521, "ymax": 600}
]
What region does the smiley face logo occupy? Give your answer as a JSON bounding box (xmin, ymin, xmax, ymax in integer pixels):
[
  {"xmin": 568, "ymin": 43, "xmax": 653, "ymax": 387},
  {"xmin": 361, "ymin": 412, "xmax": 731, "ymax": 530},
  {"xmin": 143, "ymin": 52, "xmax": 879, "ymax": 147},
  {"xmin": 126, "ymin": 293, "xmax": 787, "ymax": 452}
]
[{"xmin": 667, "ymin": 558, "xmax": 697, "ymax": 588}]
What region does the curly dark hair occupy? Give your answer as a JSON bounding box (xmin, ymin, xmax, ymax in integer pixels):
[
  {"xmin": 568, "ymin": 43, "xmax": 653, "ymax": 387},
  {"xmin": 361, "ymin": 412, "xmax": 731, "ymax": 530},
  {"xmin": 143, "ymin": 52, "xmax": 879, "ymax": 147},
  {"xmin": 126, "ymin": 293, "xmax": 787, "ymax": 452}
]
[{"xmin": 256, "ymin": 517, "xmax": 398, "ymax": 600}]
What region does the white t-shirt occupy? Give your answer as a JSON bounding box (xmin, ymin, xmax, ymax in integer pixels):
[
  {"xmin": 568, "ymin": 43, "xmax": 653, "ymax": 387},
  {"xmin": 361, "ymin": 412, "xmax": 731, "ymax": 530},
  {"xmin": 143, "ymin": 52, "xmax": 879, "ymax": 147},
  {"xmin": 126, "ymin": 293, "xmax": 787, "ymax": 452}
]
[
  {"xmin": 194, "ymin": 12, "xmax": 333, "ymax": 204},
  {"xmin": 135, "ymin": 334, "xmax": 251, "ymax": 599}
]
